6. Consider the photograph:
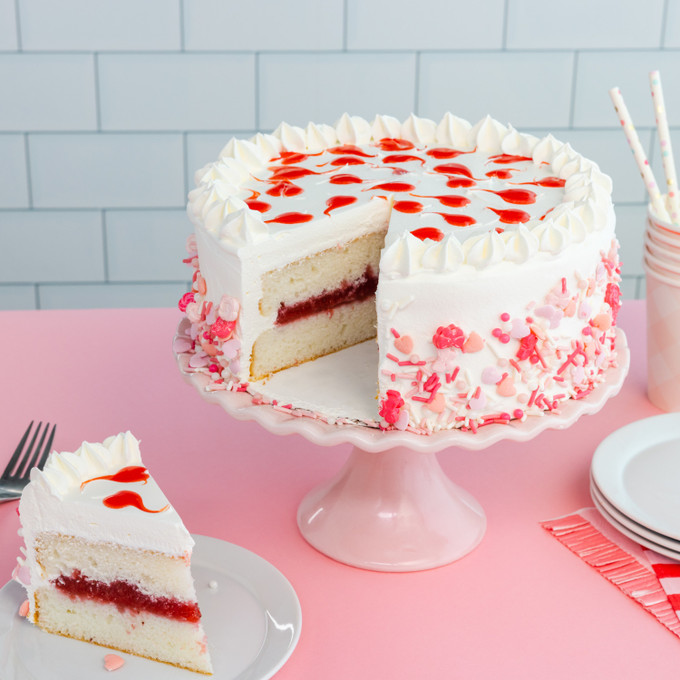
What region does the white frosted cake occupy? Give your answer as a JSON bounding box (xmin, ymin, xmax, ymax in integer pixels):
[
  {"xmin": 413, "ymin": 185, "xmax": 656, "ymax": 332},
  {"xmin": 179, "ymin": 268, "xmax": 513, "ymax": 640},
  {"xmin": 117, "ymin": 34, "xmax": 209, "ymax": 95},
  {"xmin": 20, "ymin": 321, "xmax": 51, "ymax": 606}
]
[
  {"xmin": 16, "ymin": 432, "xmax": 212, "ymax": 674},
  {"xmin": 177, "ymin": 113, "xmax": 621, "ymax": 434}
]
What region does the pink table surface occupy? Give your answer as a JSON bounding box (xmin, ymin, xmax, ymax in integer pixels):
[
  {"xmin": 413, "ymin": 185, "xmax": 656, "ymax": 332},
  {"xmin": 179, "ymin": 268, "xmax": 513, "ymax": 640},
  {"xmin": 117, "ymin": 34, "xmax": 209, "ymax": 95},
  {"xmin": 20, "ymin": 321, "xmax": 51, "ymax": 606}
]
[{"xmin": 1, "ymin": 300, "xmax": 677, "ymax": 678}]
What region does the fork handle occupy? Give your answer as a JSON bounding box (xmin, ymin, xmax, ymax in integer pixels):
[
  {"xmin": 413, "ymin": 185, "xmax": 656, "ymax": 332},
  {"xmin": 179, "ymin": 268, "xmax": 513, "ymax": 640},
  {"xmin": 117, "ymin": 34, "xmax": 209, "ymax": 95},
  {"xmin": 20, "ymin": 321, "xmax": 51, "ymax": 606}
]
[{"xmin": 0, "ymin": 492, "xmax": 20, "ymax": 503}]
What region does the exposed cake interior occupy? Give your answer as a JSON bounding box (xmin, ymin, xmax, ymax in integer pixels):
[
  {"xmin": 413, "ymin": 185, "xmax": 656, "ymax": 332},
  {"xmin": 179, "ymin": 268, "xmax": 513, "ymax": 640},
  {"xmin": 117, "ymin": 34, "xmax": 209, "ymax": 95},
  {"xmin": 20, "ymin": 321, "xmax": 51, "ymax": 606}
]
[{"xmin": 253, "ymin": 227, "xmax": 388, "ymax": 378}]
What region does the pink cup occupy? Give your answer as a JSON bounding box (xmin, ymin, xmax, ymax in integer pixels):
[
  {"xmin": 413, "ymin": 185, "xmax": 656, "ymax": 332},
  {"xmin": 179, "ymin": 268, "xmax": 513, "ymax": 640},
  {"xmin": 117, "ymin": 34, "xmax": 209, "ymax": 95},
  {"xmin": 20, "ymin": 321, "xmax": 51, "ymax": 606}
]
[
  {"xmin": 644, "ymin": 235, "xmax": 680, "ymax": 267},
  {"xmin": 648, "ymin": 199, "xmax": 680, "ymax": 236},
  {"xmin": 646, "ymin": 226, "xmax": 680, "ymax": 253},
  {"xmin": 645, "ymin": 261, "xmax": 680, "ymax": 411},
  {"xmin": 644, "ymin": 248, "xmax": 680, "ymax": 278}
]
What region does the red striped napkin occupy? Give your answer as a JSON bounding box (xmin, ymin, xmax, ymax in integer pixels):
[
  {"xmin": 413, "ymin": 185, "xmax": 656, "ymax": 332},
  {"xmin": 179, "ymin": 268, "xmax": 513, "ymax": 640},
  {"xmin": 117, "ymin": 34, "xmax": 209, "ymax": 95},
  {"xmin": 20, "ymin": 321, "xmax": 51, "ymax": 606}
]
[
  {"xmin": 644, "ymin": 550, "xmax": 680, "ymax": 617},
  {"xmin": 542, "ymin": 508, "xmax": 680, "ymax": 637}
]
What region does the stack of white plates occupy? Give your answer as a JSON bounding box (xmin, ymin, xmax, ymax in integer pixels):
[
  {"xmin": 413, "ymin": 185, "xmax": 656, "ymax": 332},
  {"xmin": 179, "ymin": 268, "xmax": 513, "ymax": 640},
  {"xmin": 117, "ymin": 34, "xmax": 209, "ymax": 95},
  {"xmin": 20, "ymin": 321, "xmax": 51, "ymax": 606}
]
[{"xmin": 590, "ymin": 413, "xmax": 680, "ymax": 560}]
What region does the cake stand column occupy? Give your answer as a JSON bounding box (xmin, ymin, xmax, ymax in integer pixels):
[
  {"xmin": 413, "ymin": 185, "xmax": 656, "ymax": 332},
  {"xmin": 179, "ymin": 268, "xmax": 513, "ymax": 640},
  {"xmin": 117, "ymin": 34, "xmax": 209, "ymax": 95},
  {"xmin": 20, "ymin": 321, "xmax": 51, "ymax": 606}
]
[{"xmin": 297, "ymin": 444, "xmax": 486, "ymax": 572}]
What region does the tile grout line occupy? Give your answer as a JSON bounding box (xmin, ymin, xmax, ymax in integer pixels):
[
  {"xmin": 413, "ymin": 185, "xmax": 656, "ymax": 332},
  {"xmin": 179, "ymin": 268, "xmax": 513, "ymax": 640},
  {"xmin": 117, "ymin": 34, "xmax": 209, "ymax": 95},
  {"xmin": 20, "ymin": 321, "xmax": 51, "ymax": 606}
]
[
  {"xmin": 502, "ymin": 0, "xmax": 509, "ymax": 49},
  {"xmin": 93, "ymin": 52, "xmax": 102, "ymax": 131},
  {"xmin": 13, "ymin": 0, "xmax": 21, "ymax": 51},
  {"xmin": 179, "ymin": 0, "xmax": 185, "ymax": 52},
  {"xmin": 414, "ymin": 52, "xmax": 420, "ymax": 115},
  {"xmin": 661, "ymin": 0, "xmax": 670, "ymax": 47},
  {"xmin": 101, "ymin": 210, "xmax": 109, "ymax": 282},
  {"xmin": 23, "ymin": 133, "xmax": 33, "ymax": 208},
  {"xmin": 342, "ymin": 0, "xmax": 348, "ymax": 51},
  {"xmin": 568, "ymin": 51, "xmax": 579, "ymax": 128},
  {"xmin": 254, "ymin": 52, "xmax": 260, "ymax": 131}
]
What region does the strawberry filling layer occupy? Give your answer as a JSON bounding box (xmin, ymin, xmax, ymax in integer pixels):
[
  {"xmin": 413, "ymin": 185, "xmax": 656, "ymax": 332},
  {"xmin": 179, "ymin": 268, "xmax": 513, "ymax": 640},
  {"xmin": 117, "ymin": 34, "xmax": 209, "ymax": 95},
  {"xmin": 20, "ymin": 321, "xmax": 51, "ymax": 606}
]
[
  {"xmin": 53, "ymin": 570, "xmax": 201, "ymax": 623},
  {"xmin": 276, "ymin": 266, "xmax": 378, "ymax": 325}
]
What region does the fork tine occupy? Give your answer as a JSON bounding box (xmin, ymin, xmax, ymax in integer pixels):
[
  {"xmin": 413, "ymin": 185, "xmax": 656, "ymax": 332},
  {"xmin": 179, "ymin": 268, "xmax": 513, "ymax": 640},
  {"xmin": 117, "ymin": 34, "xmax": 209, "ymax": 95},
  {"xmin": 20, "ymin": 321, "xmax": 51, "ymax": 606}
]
[
  {"xmin": 15, "ymin": 422, "xmax": 43, "ymax": 479},
  {"xmin": 2, "ymin": 421, "xmax": 34, "ymax": 478},
  {"xmin": 36, "ymin": 424, "xmax": 57, "ymax": 471},
  {"xmin": 21, "ymin": 423, "xmax": 51, "ymax": 477}
]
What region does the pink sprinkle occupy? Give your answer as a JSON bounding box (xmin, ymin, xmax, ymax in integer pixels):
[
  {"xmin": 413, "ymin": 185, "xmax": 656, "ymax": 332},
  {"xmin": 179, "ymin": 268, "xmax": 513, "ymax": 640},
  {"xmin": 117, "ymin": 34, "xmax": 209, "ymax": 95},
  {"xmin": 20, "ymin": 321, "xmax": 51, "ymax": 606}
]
[
  {"xmin": 18, "ymin": 599, "xmax": 29, "ymax": 617},
  {"xmin": 492, "ymin": 328, "xmax": 502, "ymax": 338},
  {"xmin": 513, "ymin": 409, "xmax": 524, "ymax": 419},
  {"xmin": 499, "ymin": 333, "xmax": 510, "ymax": 344},
  {"xmin": 500, "ymin": 312, "xmax": 510, "ymax": 322},
  {"xmin": 582, "ymin": 326, "xmax": 592, "ymax": 336},
  {"xmin": 390, "ymin": 328, "xmax": 400, "ymax": 338},
  {"xmin": 104, "ymin": 654, "xmax": 125, "ymax": 672}
]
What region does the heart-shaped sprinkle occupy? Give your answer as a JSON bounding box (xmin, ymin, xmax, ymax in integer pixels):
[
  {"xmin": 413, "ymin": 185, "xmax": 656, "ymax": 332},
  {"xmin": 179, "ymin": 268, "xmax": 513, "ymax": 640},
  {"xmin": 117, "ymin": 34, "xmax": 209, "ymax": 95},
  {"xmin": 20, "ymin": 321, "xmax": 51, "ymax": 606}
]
[
  {"xmin": 426, "ymin": 392, "xmax": 446, "ymax": 413},
  {"xmin": 496, "ymin": 375, "xmax": 517, "ymax": 397},
  {"xmin": 394, "ymin": 335, "xmax": 414, "ymax": 354},
  {"xmin": 104, "ymin": 654, "xmax": 125, "ymax": 672},
  {"xmin": 481, "ymin": 366, "xmax": 502, "ymax": 384},
  {"xmin": 509, "ymin": 319, "xmax": 530, "ymax": 339},
  {"xmin": 462, "ymin": 331, "xmax": 484, "ymax": 353}
]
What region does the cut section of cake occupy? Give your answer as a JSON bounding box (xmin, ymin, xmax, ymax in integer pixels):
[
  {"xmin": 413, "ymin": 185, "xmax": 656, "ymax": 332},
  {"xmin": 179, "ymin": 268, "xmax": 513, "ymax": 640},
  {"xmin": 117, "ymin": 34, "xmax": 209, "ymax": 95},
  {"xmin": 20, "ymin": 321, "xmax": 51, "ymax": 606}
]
[{"xmin": 16, "ymin": 432, "xmax": 212, "ymax": 675}]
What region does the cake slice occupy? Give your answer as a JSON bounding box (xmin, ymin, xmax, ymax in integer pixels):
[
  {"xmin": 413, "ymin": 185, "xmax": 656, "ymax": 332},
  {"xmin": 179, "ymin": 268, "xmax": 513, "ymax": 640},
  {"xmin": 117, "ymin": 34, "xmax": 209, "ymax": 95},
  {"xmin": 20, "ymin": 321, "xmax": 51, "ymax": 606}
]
[{"xmin": 16, "ymin": 432, "xmax": 212, "ymax": 674}]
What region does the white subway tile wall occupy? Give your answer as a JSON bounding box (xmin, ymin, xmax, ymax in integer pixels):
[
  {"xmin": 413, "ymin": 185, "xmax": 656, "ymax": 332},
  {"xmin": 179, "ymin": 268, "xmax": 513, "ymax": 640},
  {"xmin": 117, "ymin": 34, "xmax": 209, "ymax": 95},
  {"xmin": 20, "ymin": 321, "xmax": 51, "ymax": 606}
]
[{"xmin": 1, "ymin": 0, "xmax": 676, "ymax": 309}]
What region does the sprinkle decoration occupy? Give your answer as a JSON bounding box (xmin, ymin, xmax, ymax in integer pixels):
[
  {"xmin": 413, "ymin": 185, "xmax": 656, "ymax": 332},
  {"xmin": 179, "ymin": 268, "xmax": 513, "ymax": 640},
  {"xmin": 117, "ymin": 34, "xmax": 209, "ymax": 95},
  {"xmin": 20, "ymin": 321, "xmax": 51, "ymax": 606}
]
[
  {"xmin": 609, "ymin": 86, "xmax": 670, "ymax": 221},
  {"xmin": 649, "ymin": 70, "xmax": 680, "ymax": 224}
]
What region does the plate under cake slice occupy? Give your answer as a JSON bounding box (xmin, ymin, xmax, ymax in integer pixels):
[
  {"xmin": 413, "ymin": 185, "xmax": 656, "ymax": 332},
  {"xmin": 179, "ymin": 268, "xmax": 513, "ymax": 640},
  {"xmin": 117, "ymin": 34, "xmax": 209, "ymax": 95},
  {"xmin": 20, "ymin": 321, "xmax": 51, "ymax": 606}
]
[{"xmin": 16, "ymin": 432, "xmax": 213, "ymax": 675}]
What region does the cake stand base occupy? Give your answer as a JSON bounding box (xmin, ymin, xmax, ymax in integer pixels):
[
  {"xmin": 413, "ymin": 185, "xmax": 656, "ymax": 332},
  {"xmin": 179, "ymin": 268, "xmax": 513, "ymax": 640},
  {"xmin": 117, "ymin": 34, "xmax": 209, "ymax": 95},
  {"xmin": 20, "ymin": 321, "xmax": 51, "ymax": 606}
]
[{"xmin": 297, "ymin": 445, "xmax": 485, "ymax": 572}]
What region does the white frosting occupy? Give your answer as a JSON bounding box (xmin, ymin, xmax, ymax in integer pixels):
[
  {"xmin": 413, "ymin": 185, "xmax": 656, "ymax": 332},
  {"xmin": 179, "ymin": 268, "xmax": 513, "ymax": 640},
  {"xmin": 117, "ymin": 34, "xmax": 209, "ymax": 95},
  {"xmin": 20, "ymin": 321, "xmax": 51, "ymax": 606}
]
[
  {"xmin": 19, "ymin": 432, "xmax": 193, "ymax": 555},
  {"xmin": 184, "ymin": 112, "xmax": 618, "ymax": 433}
]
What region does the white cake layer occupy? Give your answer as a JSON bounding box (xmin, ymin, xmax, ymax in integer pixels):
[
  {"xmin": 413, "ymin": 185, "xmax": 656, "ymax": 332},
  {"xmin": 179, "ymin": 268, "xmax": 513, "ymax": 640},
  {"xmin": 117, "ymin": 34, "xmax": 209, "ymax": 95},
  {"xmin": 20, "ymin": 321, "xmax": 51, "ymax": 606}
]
[
  {"xmin": 34, "ymin": 533, "xmax": 197, "ymax": 601},
  {"xmin": 35, "ymin": 587, "xmax": 212, "ymax": 674},
  {"xmin": 251, "ymin": 297, "xmax": 376, "ymax": 379},
  {"xmin": 260, "ymin": 228, "xmax": 386, "ymax": 314}
]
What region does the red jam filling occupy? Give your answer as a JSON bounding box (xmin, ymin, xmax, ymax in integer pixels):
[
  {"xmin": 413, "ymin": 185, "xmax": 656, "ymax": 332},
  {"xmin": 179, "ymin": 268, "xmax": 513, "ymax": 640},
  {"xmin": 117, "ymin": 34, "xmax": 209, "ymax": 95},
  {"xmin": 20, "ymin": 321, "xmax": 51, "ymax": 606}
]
[
  {"xmin": 276, "ymin": 267, "xmax": 378, "ymax": 326},
  {"xmin": 54, "ymin": 570, "xmax": 201, "ymax": 623}
]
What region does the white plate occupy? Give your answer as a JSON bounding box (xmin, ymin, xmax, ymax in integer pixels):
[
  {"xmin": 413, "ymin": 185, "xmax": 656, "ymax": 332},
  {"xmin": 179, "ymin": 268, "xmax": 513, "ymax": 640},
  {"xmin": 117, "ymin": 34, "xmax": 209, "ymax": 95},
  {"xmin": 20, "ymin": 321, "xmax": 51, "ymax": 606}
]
[
  {"xmin": 591, "ymin": 413, "xmax": 680, "ymax": 541},
  {"xmin": 0, "ymin": 535, "xmax": 301, "ymax": 680},
  {"xmin": 590, "ymin": 476, "xmax": 680, "ymax": 554},
  {"xmin": 590, "ymin": 482, "xmax": 680, "ymax": 561}
]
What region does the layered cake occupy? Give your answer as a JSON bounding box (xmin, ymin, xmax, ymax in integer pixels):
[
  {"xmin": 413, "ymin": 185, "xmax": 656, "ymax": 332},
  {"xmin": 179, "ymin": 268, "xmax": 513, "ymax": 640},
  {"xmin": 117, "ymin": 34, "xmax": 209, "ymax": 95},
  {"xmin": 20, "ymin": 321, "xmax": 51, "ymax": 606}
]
[
  {"xmin": 178, "ymin": 113, "xmax": 621, "ymax": 434},
  {"xmin": 16, "ymin": 432, "xmax": 212, "ymax": 674}
]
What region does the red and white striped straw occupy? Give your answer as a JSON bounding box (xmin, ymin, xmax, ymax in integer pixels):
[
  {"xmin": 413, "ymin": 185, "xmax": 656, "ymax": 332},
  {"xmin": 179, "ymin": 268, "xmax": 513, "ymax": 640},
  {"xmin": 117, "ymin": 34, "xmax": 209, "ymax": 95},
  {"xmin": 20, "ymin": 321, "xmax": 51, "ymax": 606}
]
[
  {"xmin": 650, "ymin": 70, "xmax": 680, "ymax": 224},
  {"xmin": 609, "ymin": 86, "xmax": 670, "ymax": 221}
]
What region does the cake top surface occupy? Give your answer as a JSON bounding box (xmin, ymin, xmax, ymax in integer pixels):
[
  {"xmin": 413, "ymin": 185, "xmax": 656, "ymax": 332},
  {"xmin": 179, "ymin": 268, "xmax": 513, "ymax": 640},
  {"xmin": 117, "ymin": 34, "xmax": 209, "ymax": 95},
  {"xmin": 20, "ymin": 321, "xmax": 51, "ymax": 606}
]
[
  {"xmin": 20, "ymin": 432, "xmax": 193, "ymax": 552},
  {"xmin": 188, "ymin": 113, "xmax": 613, "ymax": 276}
]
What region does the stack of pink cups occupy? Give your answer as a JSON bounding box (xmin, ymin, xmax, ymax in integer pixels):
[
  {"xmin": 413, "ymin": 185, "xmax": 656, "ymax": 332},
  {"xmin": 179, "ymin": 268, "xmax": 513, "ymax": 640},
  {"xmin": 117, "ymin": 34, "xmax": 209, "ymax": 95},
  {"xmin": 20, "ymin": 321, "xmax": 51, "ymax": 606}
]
[{"xmin": 644, "ymin": 198, "xmax": 680, "ymax": 411}]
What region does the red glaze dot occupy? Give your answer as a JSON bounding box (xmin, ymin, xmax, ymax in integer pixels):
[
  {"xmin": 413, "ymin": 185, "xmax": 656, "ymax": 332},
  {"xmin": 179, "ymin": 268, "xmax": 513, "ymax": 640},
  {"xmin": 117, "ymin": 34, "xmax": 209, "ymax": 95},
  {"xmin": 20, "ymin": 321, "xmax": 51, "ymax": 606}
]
[
  {"xmin": 410, "ymin": 227, "xmax": 444, "ymax": 242},
  {"xmin": 393, "ymin": 200, "xmax": 423, "ymax": 214},
  {"xmin": 245, "ymin": 199, "xmax": 271, "ymax": 213},
  {"xmin": 329, "ymin": 174, "xmax": 362, "ymax": 185},
  {"xmin": 377, "ymin": 138, "xmax": 415, "ymax": 151},
  {"xmin": 265, "ymin": 212, "xmax": 314, "ymax": 225}
]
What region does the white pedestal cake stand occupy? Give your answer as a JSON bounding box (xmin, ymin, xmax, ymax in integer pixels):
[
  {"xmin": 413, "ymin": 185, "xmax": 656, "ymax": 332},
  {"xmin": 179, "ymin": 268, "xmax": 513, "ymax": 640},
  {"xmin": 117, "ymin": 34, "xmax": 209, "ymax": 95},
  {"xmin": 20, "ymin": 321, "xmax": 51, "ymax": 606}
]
[{"xmin": 175, "ymin": 321, "xmax": 629, "ymax": 572}]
